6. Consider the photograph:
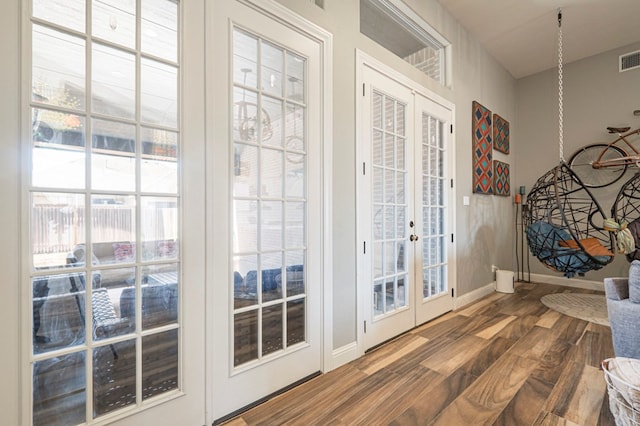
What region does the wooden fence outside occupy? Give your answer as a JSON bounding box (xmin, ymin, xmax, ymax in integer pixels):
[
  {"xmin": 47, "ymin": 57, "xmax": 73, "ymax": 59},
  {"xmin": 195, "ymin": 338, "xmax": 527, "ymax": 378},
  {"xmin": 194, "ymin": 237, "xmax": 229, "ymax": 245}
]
[{"xmin": 32, "ymin": 205, "xmax": 176, "ymax": 255}]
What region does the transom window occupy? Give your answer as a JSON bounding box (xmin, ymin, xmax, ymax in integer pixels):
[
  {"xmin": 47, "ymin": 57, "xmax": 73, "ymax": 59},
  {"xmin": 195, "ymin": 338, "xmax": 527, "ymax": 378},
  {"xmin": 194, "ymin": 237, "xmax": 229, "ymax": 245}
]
[
  {"xmin": 360, "ymin": 0, "xmax": 450, "ymax": 85},
  {"xmin": 28, "ymin": 0, "xmax": 180, "ymax": 424}
]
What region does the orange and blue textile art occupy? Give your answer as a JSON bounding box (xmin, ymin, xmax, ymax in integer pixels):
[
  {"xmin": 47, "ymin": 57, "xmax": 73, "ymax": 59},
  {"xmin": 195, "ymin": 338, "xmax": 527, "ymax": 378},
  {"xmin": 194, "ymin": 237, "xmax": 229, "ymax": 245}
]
[
  {"xmin": 493, "ymin": 113, "xmax": 510, "ymax": 154},
  {"xmin": 472, "ymin": 101, "xmax": 493, "ymax": 194},
  {"xmin": 493, "ymin": 160, "xmax": 510, "ymax": 196}
]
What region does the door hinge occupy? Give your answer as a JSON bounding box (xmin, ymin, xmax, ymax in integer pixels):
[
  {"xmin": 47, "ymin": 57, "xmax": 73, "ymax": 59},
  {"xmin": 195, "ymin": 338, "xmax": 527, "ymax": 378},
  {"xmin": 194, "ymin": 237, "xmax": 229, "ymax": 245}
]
[
  {"xmin": 450, "ymin": 179, "xmax": 453, "ymax": 188},
  {"xmin": 363, "ymin": 241, "xmax": 366, "ymax": 254},
  {"xmin": 450, "ymin": 124, "xmax": 453, "ymax": 134},
  {"xmin": 363, "ymin": 83, "xmax": 365, "ymax": 96},
  {"xmin": 363, "ymin": 162, "xmax": 366, "ymax": 175},
  {"xmin": 451, "ymin": 234, "xmax": 454, "ymax": 243},
  {"xmin": 451, "ymin": 288, "xmax": 454, "ymax": 297},
  {"xmin": 364, "ymin": 320, "xmax": 367, "ymax": 333}
]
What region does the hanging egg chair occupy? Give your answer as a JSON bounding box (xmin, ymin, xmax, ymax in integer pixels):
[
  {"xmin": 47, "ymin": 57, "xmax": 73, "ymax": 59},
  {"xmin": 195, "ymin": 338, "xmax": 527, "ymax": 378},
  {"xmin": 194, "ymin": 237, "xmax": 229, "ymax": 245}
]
[
  {"xmin": 611, "ymin": 172, "xmax": 640, "ymax": 261},
  {"xmin": 524, "ymin": 163, "xmax": 615, "ymax": 277},
  {"xmin": 523, "ymin": 10, "xmax": 615, "ymax": 278}
]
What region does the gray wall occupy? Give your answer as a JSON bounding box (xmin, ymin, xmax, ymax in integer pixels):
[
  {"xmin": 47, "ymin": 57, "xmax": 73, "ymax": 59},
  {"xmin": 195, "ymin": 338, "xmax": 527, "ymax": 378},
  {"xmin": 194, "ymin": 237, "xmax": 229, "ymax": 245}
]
[
  {"xmin": 517, "ymin": 41, "xmax": 640, "ymax": 281},
  {"xmin": 274, "ymin": 0, "xmax": 517, "ymax": 349}
]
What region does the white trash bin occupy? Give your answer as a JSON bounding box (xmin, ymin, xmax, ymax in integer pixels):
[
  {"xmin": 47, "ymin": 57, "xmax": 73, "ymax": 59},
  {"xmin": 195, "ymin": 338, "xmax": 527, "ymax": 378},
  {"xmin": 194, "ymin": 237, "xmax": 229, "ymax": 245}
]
[{"xmin": 496, "ymin": 270, "xmax": 515, "ymax": 293}]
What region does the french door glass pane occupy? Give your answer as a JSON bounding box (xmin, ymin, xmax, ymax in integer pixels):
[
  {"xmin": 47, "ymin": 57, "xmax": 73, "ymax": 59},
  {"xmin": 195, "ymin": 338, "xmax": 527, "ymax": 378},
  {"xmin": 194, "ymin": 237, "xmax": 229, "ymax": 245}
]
[
  {"xmin": 92, "ymin": 268, "xmax": 136, "ymax": 340},
  {"xmin": 92, "ymin": 119, "xmax": 136, "ymax": 192},
  {"xmin": 141, "ymin": 58, "xmax": 178, "ymax": 128},
  {"xmin": 286, "ymin": 52, "xmax": 305, "ymax": 102},
  {"xmin": 93, "ymin": 339, "xmax": 136, "ymax": 415},
  {"xmin": 286, "ymin": 299, "xmax": 305, "ymax": 345},
  {"xmin": 32, "ymin": 108, "xmax": 86, "ymax": 189},
  {"xmin": 234, "ymin": 87, "xmax": 259, "ymax": 142},
  {"xmin": 141, "ymin": 263, "xmax": 178, "ymax": 330},
  {"xmin": 141, "ymin": 196, "xmax": 178, "ymax": 260},
  {"xmin": 285, "ymin": 109, "xmax": 305, "ymax": 150},
  {"xmin": 261, "ymin": 41, "xmax": 283, "ymax": 97},
  {"xmin": 262, "ymin": 252, "xmax": 283, "ymax": 302},
  {"xmin": 31, "ymin": 192, "xmax": 85, "ymax": 270},
  {"xmin": 141, "ymin": 128, "xmax": 178, "ymax": 193},
  {"xmin": 234, "ymin": 254, "xmax": 258, "ymax": 308},
  {"xmin": 263, "ymin": 304, "xmax": 283, "ymax": 355},
  {"xmin": 262, "ymin": 95, "xmax": 283, "ymax": 146},
  {"xmin": 285, "ymin": 202, "xmax": 305, "ymax": 248},
  {"xmin": 92, "ymin": 43, "xmax": 136, "ymax": 120},
  {"xmin": 32, "ymin": 25, "xmax": 86, "ymax": 111},
  {"xmin": 142, "ymin": 329, "xmax": 179, "ymax": 399},
  {"xmin": 141, "ymin": 0, "xmax": 179, "ymax": 63},
  {"xmin": 234, "ymin": 310, "xmax": 259, "ymax": 366},
  {"xmin": 232, "ymin": 27, "xmax": 307, "ymax": 367},
  {"xmin": 33, "ymin": 352, "xmax": 86, "ymax": 426},
  {"xmin": 91, "ymin": 195, "xmax": 135, "ymax": 263},
  {"xmin": 234, "ymin": 144, "xmax": 258, "ymax": 197},
  {"xmin": 92, "ymin": 0, "xmax": 135, "ymax": 49},
  {"xmin": 29, "ymin": 2, "xmax": 180, "ymax": 421},
  {"xmin": 32, "ymin": 273, "xmax": 86, "ymax": 354},
  {"xmin": 422, "ymin": 113, "xmax": 447, "ymax": 299},
  {"xmin": 33, "ymin": 0, "xmax": 85, "ymax": 32},
  {"xmin": 371, "ymin": 91, "xmax": 407, "ymax": 317},
  {"xmin": 233, "ymin": 30, "xmax": 258, "ymax": 88}
]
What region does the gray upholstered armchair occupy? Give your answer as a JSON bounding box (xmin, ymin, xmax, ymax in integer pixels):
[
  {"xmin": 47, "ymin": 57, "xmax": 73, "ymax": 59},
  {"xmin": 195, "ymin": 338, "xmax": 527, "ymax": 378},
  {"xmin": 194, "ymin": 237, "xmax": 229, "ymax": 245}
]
[{"xmin": 604, "ymin": 260, "xmax": 640, "ymax": 359}]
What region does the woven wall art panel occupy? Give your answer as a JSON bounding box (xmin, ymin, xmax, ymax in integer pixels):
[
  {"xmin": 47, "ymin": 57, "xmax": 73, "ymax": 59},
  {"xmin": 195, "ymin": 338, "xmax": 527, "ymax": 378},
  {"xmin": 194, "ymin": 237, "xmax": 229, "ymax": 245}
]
[
  {"xmin": 493, "ymin": 160, "xmax": 510, "ymax": 196},
  {"xmin": 472, "ymin": 101, "xmax": 493, "ymax": 194},
  {"xmin": 493, "ymin": 113, "xmax": 510, "ymax": 154}
]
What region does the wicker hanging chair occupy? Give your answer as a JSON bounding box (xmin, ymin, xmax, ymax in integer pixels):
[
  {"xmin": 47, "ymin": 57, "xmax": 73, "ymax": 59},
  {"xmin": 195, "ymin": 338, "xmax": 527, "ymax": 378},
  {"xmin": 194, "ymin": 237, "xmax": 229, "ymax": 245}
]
[
  {"xmin": 523, "ymin": 10, "xmax": 615, "ymax": 278},
  {"xmin": 524, "ymin": 162, "xmax": 615, "ymax": 277}
]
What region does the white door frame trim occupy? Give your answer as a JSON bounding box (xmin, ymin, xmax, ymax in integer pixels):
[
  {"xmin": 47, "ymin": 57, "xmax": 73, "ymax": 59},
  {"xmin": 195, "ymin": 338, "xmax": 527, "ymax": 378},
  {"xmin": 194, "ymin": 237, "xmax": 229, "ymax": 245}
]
[{"xmin": 355, "ymin": 49, "xmax": 456, "ymax": 357}]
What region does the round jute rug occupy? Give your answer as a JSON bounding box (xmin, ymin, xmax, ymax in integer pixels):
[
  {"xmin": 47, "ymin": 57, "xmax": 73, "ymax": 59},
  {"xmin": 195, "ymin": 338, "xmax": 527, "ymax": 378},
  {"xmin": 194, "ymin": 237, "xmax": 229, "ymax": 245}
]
[{"xmin": 540, "ymin": 293, "xmax": 609, "ymax": 326}]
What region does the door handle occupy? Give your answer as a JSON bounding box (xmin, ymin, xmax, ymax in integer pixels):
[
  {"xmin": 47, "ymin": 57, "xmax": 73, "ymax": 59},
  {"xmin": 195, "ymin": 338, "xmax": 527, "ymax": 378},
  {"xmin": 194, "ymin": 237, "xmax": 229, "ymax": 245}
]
[{"xmin": 409, "ymin": 234, "xmax": 419, "ymax": 242}]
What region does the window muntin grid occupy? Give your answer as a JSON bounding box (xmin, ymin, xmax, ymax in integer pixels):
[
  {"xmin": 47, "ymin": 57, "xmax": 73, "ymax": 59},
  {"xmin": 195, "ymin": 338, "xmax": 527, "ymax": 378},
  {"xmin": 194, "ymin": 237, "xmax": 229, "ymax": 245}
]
[
  {"xmin": 231, "ymin": 27, "xmax": 308, "ymax": 368},
  {"xmin": 371, "ymin": 90, "xmax": 408, "ymax": 317},
  {"xmin": 421, "ymin": 114, "xmax": 447, "ymax": 299},
  {"xmin": 28, "ymin": 0, "xmax": 180, "ymax": 423}
]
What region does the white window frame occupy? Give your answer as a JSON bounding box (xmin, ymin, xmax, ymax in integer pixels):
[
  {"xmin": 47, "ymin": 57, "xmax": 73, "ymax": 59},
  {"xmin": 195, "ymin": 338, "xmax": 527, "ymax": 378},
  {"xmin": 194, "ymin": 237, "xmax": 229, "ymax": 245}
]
[{"xmin": 21, "ymin": 0, "xmax": 185, "ymax": 424}]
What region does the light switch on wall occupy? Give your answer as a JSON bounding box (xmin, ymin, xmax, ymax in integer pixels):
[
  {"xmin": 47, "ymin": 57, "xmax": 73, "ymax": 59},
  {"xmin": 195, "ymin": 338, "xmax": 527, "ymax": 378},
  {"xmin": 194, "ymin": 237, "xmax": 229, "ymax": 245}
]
[{"xmin": 463, "ymin": 196, "xmax": 470, "ymax": 206}]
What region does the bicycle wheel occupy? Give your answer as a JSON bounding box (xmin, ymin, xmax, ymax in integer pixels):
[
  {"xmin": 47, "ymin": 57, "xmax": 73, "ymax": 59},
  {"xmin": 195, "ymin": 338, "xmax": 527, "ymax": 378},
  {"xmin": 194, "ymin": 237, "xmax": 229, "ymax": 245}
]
[{"xmin": 568, "ymin": 143, "xmax": 628, "ymax": 188}]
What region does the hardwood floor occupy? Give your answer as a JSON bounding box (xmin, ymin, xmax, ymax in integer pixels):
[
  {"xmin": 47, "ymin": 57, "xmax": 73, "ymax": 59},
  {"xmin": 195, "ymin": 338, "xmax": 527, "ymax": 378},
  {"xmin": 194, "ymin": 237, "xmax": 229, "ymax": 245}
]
[{"xmin": 223, "ymin": 282, "xmax": 617, "ymax": 425}]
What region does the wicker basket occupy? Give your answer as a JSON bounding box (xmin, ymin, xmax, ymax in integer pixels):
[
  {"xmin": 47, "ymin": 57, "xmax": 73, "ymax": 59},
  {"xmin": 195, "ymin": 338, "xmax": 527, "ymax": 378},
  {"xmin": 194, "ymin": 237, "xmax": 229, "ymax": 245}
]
[{"xmin": 602, "ymin": 358, "xmax": 640, "ymax": 425}]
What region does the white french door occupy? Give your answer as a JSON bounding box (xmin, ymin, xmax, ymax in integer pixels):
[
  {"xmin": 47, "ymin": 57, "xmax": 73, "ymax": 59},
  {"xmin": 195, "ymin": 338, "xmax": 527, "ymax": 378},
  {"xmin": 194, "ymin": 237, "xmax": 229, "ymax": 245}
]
[
  {"xmin": 207, "ymin": 0, "xmax": 327, "ymax": 421},
  {"xmin": 413, "ymin": 94, "xmax": 455, "ymax": 325},
  {"xmin": 358, "ymin": 59, "xmax": 454, "ymax": 351}
]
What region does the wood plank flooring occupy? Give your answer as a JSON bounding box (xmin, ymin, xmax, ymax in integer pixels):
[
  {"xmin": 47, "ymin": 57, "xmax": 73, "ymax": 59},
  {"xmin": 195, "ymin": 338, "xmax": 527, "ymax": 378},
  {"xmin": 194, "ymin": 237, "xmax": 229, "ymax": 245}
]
[{"xmin": 223, "ymin": 282, "xmax": 616, "ymax": 425}]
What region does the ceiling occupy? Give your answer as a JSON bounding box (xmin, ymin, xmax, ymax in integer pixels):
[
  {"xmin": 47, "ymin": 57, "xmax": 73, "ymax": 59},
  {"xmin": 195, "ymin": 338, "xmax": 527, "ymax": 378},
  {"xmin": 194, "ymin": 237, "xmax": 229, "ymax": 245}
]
[{"xmin": 436, "ymin": 0, "xmax": 640, "ymax": 79}]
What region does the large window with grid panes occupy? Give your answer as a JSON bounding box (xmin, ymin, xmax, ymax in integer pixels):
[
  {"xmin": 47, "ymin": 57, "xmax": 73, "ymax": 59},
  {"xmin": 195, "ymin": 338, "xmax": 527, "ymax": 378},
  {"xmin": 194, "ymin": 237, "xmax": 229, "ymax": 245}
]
[{"xmin": 27, "ymin": 0, "xmax": 180, "ymax": 424}]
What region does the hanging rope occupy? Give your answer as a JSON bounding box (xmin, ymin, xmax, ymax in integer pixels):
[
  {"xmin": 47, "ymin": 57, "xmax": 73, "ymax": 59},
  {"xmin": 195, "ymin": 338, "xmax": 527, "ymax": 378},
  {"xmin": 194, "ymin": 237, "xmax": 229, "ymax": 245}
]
[
  {"xmin": 557, "ymin": 9, "xmax": 564, "ymax": 162},
  {"xmin": 604, "ymin": 219, "xmax": 636, "ymax": 254}
]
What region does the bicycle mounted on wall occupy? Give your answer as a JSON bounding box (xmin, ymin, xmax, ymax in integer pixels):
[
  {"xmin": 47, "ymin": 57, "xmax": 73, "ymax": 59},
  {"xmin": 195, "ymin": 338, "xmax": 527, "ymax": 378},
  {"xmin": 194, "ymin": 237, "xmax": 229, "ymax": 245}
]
[{"xmin": 569, "ymin": 126, "xmax": 640, "ymax": 188}]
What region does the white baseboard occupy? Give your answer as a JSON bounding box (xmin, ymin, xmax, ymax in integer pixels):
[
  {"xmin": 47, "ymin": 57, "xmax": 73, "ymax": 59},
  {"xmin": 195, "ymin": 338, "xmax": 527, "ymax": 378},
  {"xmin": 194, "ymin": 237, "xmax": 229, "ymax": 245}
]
[
  {"xmin": 526, "ymin": 273, "xmax": 603, "ymax": 292},
  {"xmin": 327, "ymin": 342, "xmax": 359, "ymax": 372},
  {"xmin": 454, "ymin": 282, "xmax": 496, "ymax": 310}
]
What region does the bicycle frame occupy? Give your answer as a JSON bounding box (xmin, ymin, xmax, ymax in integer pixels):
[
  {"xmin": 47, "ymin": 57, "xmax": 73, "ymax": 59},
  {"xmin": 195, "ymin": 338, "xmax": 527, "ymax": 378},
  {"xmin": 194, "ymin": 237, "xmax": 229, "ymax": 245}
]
[{"xmin": 593, "ymin": 128, "xmax": 640, "ymax": 168}]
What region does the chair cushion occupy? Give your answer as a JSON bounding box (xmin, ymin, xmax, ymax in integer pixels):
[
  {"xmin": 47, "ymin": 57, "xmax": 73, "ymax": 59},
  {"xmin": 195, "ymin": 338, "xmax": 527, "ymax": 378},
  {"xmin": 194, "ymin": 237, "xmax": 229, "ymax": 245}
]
[
  {"xmin": 629, "ymin": 260, "xmax": 640, "ymax": 303},
  {"xmin": 558, "ymin": 237, "xmax": 614, "ymax": 257}
]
